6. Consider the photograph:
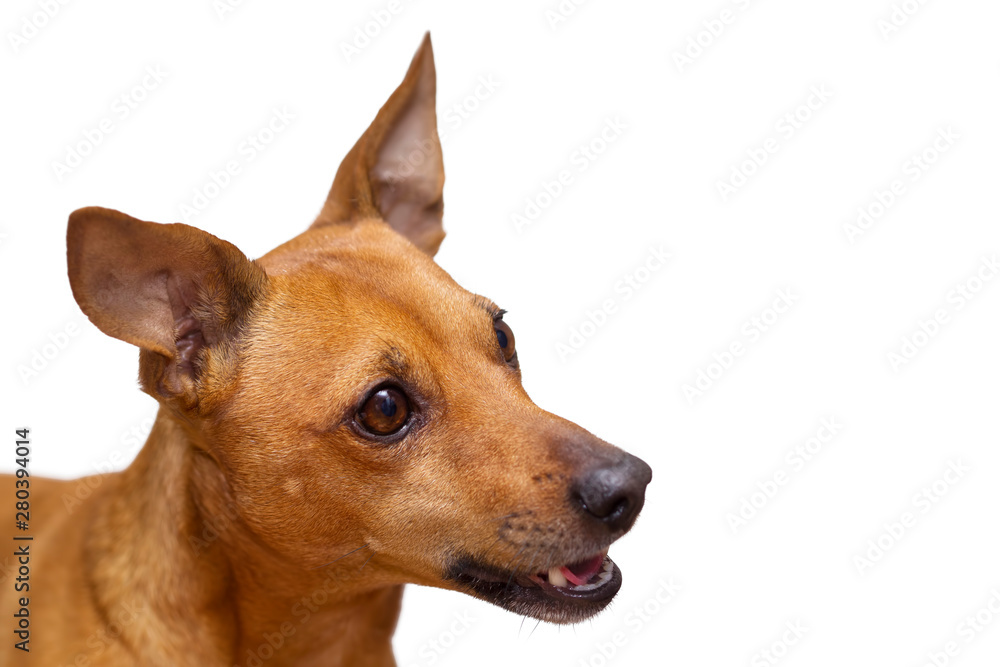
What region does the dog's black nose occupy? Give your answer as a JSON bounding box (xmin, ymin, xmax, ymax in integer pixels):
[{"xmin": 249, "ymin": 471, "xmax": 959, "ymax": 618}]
[{"xmin": 572, "ymin": 454, "xmax": 652, "ymax": 532}]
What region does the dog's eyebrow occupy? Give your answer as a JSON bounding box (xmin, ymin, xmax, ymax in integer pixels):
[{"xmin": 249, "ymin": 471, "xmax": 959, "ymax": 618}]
[{"xmin": 379, "ymin": 346, "xmax": 409, "ymax": 376}]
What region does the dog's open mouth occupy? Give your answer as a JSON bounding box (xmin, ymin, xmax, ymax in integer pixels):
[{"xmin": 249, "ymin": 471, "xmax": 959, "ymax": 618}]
[
  {"xmin": 528, "ymin": 551, "xmax": 615, "ymax": 592},
  {"xmin": 448, "ymin": 551, "xmax": 621, "ymax": 623}
]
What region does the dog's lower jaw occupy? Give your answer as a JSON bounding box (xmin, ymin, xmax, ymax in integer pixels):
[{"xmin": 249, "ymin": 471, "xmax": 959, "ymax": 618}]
[{"xmin": 69, "ymin": 409, "xmax": 402, "ymax": 667}]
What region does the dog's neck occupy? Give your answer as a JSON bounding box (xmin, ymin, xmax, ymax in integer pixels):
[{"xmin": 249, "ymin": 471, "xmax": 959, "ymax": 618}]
[{"xmin": 85, "ymin": 408, "xmax": 402, "ymax": 666}]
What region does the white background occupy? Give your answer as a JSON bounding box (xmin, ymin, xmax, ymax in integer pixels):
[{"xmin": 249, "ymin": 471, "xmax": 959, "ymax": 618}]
[{"xmin": 2, "ymin": 1, "xmax": 1000, "ymax": 665}]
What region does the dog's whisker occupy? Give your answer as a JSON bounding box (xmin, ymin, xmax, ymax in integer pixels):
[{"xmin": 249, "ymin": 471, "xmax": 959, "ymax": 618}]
[
  {"xmin": 478, "ymin": 533, "xmax": 506, "ymax": 563},
  {"xmin": 504, "ymin": 544, "xmax": 529, "ymax": 591},
  {"xmin": 359, "ymin": 549, "xmax": 376, "ymax": 571},
  {"xmin": 541, "ymin": 546, "xmax": 558, "ymax": 574},
  {"xmin": 528, "ymin": 618, "xmax": 543, "ymax": 638},
  {"xmin": 311, "ymin": 543, "xmax": 370, "ymax": 570},
  {"xmin": 524, "ymin": 543, "xmax": 544, "ymax": 580}
]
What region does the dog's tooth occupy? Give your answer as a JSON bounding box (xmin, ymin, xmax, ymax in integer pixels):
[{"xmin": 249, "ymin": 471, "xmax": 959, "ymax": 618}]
[{"xmin": 548, "ymin": 566, "xmax": 568, "ymax": 587}]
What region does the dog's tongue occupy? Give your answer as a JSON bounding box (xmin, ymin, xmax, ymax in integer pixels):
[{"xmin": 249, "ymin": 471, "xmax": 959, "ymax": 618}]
[{"xmin": 555, "ymin": 553, "xmax": 606, "ymax": 586}]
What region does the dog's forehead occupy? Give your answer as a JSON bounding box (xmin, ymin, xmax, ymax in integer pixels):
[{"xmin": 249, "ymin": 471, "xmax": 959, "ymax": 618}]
[
  {"xmin": 253, "ymin": 219, "xmax": 489, "ymax": 338},
  {"xmin": 257, "ymin": 219, "xmax": 424, "ymax": 275}
]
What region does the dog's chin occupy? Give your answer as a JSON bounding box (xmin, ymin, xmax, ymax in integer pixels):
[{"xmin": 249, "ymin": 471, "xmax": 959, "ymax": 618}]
[{"xmin": 445, "ymin": 551, "xmax": 622, "ymax": 624}]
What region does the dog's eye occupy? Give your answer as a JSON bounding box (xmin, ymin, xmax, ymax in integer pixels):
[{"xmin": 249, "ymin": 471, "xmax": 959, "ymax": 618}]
[
  {"xmin": 495, "ymin": 319, "xmax": 516, "ymax": 362},
  {"xmin": 358, "ymin": 387, "xmax": 409, "ymax": 436}
]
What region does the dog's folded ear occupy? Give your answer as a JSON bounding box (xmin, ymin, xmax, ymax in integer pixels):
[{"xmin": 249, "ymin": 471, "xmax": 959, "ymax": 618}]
[
  {"xmin": 67, "ymin": 206, "xmax": 268, "ymax": 406},
  {"xmin": 314, "ymin": 32, "xmax": 445, "ymax": 256}
]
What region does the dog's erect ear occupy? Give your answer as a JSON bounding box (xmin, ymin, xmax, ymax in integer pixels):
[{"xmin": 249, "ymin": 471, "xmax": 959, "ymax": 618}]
[
  {"xmin": 314, "ymin": 32, "xmax": 445, "ymax": 256},
  {"xmin": 67, "ymin": 206, "xmax": 268, "ymax": 406}
]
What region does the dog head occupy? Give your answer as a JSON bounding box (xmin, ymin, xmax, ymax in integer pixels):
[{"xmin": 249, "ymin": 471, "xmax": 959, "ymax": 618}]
[{"xmin": 67, "ymin": 35, "xmax": 651, "ymax": 624}]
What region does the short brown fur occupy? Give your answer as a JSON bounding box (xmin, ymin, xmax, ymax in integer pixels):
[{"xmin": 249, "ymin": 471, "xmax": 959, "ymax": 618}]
[{"xmin": 0, "ymin": 35, "xmax": 650, "ymax": 666}]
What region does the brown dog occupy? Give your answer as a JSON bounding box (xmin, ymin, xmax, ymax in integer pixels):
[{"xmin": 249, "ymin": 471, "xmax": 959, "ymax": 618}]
[{"xmin": 1, "ymin": 35, "xmax": 651, "ymax": 666}]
